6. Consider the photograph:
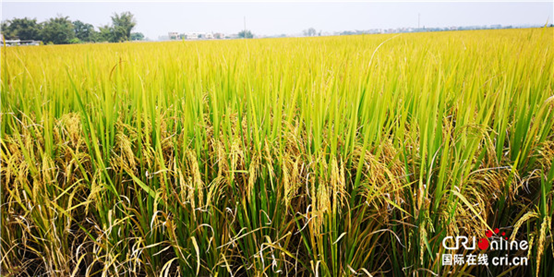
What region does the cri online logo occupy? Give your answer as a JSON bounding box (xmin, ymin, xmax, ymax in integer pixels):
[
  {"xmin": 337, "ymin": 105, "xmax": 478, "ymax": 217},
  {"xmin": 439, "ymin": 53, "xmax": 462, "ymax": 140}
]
[{"xmin": 442, "ymin": 228, "xmax": 529, "ymax": 251}]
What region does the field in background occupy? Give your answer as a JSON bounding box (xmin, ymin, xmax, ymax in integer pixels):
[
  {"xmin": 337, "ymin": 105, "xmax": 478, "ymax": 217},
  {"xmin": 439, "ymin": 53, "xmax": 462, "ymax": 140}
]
[{"xmin": 1, "ymin": 28, "xmax": 553, "ymax": 276}]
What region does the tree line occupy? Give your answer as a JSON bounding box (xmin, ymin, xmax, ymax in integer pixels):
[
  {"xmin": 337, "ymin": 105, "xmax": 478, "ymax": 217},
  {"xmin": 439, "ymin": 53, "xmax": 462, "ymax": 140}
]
[{"xmin": 1, "ymin": 12, "xmax": 144, "ymax": 45}]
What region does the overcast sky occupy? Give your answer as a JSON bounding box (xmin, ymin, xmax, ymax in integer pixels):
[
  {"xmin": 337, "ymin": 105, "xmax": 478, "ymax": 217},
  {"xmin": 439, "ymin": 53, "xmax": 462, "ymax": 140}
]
[{"xmin": 2, "ymin": 2, "xmax": 552, "ymax": 39}]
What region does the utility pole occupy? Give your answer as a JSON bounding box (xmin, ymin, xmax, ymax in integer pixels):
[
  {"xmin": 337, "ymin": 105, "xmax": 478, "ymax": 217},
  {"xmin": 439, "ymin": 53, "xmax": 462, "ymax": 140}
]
[
  {"xmin": 244, "ymin": 16, "xmax": 246, "ymax": 39},
  {"xmin": 418, "ymin": 13, "xmax": 421, "ymax": 29}
]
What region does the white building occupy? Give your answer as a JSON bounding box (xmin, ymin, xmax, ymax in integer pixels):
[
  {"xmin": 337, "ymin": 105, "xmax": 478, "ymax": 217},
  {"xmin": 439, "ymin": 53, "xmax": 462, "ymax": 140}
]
[
  {"xmin": 168, "ymin": 32, "xmax": 179, "ymax": 40},
  {"xmin": 0, "ymin": 35, "xmax": 42, "ymax": 46},
  {"xmin": 185, "ymin": 32, "xmax": 200, "ymax": 40},
  {"xmin": 180, "ymin": 32, "xmax": 219, "ymax": 40}
]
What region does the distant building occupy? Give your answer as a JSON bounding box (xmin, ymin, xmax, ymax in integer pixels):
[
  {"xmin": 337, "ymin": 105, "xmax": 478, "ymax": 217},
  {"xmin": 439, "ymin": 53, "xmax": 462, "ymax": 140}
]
[
  {"xmin": 185, "ymin": 32, "xmax": 209, "ymax": 40},
  {"xmin": 168, "ymin": 32, "xmax": 179, "ymax": 40},
  {"xmin": 185, "ymin": 32, "xmax": 200, "ymax": 40},
  {"xmin": 0, "ymin": 35, "xmax": 42, "ymax": 46},
  {"xmin": 169, "ymin": 32, "xmax": 222, "ymax": 40}
]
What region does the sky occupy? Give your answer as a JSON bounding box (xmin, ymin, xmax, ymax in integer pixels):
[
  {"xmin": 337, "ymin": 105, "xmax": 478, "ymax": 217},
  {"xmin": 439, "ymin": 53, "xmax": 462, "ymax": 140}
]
[{"xmin": 1, "ymin": 1, "xmax": 553, "ymax": 39}]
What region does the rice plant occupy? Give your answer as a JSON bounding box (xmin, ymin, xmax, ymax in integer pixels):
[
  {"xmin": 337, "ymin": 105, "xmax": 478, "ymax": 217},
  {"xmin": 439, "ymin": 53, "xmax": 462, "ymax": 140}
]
[{"xmin": 1, "ymin": 28, "xmax": 553, "ymax": 276}]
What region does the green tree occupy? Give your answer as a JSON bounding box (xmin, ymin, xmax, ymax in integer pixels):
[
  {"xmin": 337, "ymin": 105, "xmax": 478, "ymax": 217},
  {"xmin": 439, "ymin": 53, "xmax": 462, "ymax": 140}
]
[
  {"xmin": 69, "ymin": 38, "xmax": 81, "ymax": 44},
  {"xmin": 73, "ymin": 20, "xmax": 96, "ymax": 42},
  {"xmin": 1, "ymin": 18, "xmax": 41, "ymax": 40},
  {"xmin": 238, "ymin": 30, "xmax": 254, "ymax": 39},
  {"xmin": 1, "ymin": 21, "xmax": 16, "ymax": 40},
  {"xmin": 111, "ymin": 12, "xmax": 136, "ymax": 42},
  {"xmin": 303, "ymin": 27, "xmax": 316, "ymax": 37},
  {"xmin": 41, "ymin": 16, "xmax": 75, "ymax": 44},
  {"xmin": 130, "ymin": 32, "xmax": 145, "ymax": 41},
  {"xmin": 97, "ymin": 24, "xmax": 114, "ymax": 42}
]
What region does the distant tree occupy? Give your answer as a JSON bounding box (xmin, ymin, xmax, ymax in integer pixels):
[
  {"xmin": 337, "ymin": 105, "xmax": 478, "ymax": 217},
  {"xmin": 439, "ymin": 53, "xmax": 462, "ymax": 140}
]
[
  {"xmin": 130, "ymin": 32, "xmax": 144, "ymax": 41},
  {"xmin": 41, "ymin": 16, "xmax": 75, "ymax": 44},
  {"xmin": 1, "ymin": 21, "xmax": 16, "ymax": 39},
  {"xmin": 1, "ymin": 17, "xmax": 41, "ymax": 40},
  {"xmin": 1, "ymin": 12, "xmax": 141, "ymax": 44},
  {"xmin": 111, "ymin": 12, "xmax": 136, "ymax": 42},
  {"xmin": 73, "ymin": 20, "xmax": 96, "ymax": 42},
  {"xmin": 98, "ymin": 24, "xmax": 114, "ymax": 42},
  {"xmin": 238, "ymin": 30, "xmax": 253, "ymax": 39},
  {"xmin": 112, "ymin": 26, "xmax": 127, "ymax": 42},
  {"xmin": 69, "ymin": 37, "xmax": 81, "ymax": 44},
  {"xmin": 303, "ymin": 27, "xmax": 317, "ymax": 37}
]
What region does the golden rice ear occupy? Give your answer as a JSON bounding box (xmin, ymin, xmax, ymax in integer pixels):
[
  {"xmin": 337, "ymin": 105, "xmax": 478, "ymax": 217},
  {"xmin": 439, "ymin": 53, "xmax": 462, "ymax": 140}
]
[
  {"xmin": 538, "ymin": 141, "xmax": 554, "ymax": 170},
  {"xmin": 185, "ymin": 149, "xmax": 204, "ymax": 209},
  {"xmin": 114, "ymin": 132, "xmax": 136, "ymax": 170},
  {"xmin": 510, "ymin": 211, "xmax": 539, "ymax": 241},
  {"xmin": 536, "ymin": 216, "xmax": 551, "ymax": 274},
  {"xmin": 282, "ymin": 154, "xmax": 303, "ymax": 207},
  {"xmin": 247, "ymin": 154, "xmax": 260, "ymax": 201},
  {"xmin": 282, "ymin": 155, "xmax": 292, "ymax": 206},
  {"xmin": 228, "ymin": 136, "xmax": 243, "ymax": 179},
  {"xmin": 66, "ymin": 113, "xmax": 84, "ymax": 147},
  {"xmin": 214, "ymin": 140, "xmax": 227, "ymax": 178}
]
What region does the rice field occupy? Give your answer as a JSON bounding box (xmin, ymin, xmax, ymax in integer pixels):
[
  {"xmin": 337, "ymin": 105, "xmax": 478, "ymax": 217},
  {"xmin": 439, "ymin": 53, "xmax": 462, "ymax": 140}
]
[{"xmin": 1, "ymin": 28, "xmax": 553, "ymax": 276}]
